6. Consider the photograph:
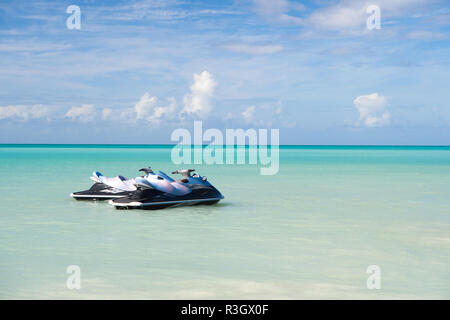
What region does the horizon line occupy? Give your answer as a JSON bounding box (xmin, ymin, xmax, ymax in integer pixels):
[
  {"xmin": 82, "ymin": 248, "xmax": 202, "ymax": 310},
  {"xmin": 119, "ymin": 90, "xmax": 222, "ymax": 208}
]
[{"xmin": 0, "ymin": 143, "xmax": 449, "ymax": 147}]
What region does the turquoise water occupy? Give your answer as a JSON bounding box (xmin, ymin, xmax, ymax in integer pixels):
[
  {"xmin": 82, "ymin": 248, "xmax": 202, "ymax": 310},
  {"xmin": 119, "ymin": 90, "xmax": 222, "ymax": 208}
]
[{"xmin": 0, "ymin": 145, "xmax": 449, "ymax": 299}]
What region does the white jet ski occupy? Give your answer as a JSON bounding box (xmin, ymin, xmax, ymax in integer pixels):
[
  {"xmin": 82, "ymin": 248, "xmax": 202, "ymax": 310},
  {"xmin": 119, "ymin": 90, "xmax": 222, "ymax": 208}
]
[{"xmin": 70, "ymin": 170, "xmax": 141, "ymax": 201}]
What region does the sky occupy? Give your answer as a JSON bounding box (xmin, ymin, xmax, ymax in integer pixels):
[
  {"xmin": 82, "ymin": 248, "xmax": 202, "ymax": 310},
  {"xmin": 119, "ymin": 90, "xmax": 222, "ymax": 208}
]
[{"xmin": 0, "ymin": 0, "xmax": 449, "ymax": 145}]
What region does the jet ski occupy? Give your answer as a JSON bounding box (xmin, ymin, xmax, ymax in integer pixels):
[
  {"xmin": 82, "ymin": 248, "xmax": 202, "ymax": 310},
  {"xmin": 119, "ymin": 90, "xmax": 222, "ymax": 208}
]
[
  {"xmin": 109, "ymin": 169, "xmax": 224, "ymax": 210},
  {"xmin": 70, "ymin": 168, "xmax": 150, "ymax": 201}
]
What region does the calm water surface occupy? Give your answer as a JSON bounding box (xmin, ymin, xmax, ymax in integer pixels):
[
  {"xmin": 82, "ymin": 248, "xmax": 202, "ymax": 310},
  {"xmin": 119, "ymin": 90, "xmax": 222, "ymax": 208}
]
[{"xmin": 0, "ymin": 145, "xmax": 449, "ymax": 299}]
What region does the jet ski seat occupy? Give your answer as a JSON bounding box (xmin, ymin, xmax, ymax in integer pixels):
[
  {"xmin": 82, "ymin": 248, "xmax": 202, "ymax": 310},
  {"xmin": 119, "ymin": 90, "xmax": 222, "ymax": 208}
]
[
  {"xmin": 92, "ymin": 171, "xmax": 137, "ymax": 192},
  {"xmin": 140, "ymin": 172, "xmax": 191, "ymax": 195},
  {"xmin": 157, "ymin": 171, "xmax": 175, "ymax": 182}
]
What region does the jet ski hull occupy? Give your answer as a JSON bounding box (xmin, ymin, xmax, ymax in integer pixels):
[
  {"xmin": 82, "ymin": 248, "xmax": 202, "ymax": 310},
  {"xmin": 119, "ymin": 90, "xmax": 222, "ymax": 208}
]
[
  {"xmin": 71, "ymin": 183, "xmax": 132, "ymax": 201},
  {"xmin": 109, "ymin": 184, "xmax": 224, "ymax": 210},
  {"xmin": 110, "ymin": 197, "xmax": 222, "ymax": 210}
]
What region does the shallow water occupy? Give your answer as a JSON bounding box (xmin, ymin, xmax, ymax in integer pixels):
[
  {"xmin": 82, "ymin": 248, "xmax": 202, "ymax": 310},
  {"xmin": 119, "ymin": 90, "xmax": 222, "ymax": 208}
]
[{"xmin": 0, "ymin": 145, "xmax": 449, "ymax": 299}]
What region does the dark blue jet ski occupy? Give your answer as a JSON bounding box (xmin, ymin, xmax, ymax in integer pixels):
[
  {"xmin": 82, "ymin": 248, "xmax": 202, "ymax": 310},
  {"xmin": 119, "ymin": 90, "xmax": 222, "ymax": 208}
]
[{"xmin": 109, "ymin": 169, "xmax": 224, "ymax": 210}]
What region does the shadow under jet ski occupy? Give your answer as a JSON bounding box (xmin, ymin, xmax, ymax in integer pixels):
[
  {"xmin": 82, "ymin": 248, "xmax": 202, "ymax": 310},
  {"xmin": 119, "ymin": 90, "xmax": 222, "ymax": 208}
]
[{"xmin": 109, "ymin": 169, "xmax": 224, "ymax": 210}]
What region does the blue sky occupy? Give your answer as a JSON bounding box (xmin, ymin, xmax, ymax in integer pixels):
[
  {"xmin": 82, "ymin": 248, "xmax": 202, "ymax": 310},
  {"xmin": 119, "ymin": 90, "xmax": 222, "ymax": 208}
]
[{"xmin": 0, "ymin": 0, "xmax": 449, "ymax": 144}]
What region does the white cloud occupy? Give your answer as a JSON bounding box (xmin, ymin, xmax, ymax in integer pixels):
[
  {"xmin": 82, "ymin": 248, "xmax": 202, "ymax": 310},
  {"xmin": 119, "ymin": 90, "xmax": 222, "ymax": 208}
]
[
  {"xmin": 300, "ymin": 0, "xmax": 428, "ymax": 36},
  {"xmin": 307, "ymin": 4, "xmax": 366, "ymax": 35},
  {"xmin": 132, "ymin": 94, "xmax": 178, "ymax": 125},
  {"xmin": 84, "ymin": 71, "xmax": 217, "ymax": 126},
  {"xmin": 364, "ymin": 112, "xmax": 391, "ymax": 127},
  {"xmin": 182, "ymin": 71, "xmax": 217, "ymax": 118},
  {"xmin": 30, "ymin": 105, "xmax": 50, "ymax": 119},
  {"xmin": 242, "ymin": 105, "xmax": 256, "ymax": 122},
  {"xmin": 65, "ymin": 104, "xmax": 96, "ymax": 122},
  {"xmin": 240, "ymin": 101, "xmax": 295, "ymax": 128},
  {"xmin": 0, "ymin": 106, "xmax": 28, "ymax": 120},
  {"xmin": 152, "ymin": 97, "xmax": 177, "ymax": 122},
  {"xmin": 222, "ymin": 43, "xmax": 283, "ymax": 55},
  {"xmin": 0, "ymin": 104, "xmax": 50, "ymax": 121},
  {"xmin": 353, "ymin": 93, "xmax": 390, "ymax": 127},
  {"xmin": 134, "ymin": 93, "xmax": 158, "ymax": 119},
  {"xmin": 102, "ymin": 108, "xmax": 113, "ymax": 119},
  {"xmin": 251, "ymin": 0, "xmax": 304, "ymax": 24},
  {"xmin": 0, "ymin": 105, "xmax": 28, "ymax": 120}
]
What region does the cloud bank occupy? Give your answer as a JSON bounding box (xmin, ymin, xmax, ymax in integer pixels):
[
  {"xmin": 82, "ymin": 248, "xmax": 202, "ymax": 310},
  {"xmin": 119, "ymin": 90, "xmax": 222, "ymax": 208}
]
[
  {"xmin": 0, "ymin": 105, "xmax": 50, "ymax": 121},
  {"xmin": 65, "ymin": 104, "xmax": 96, "ymax": 123},
  {"xmin": 133, "ymin": 94, "xmax": 177, "ymax": 124}
]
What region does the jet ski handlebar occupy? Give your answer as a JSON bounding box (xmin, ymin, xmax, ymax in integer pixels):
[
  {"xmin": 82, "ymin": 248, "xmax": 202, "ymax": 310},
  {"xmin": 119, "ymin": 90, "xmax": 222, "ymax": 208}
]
[
  {"xmin": 139, "ymin": 167, "xmax": 154, "ymax": 175},
  {"xmin": 172, "ymin": 169, "xmax": 195, "ymax": 178}
]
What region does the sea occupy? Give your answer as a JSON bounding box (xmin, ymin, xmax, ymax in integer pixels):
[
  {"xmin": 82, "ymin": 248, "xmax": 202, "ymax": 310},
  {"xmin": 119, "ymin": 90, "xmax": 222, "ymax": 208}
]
[{"xmin": 0, "ymin": 145, "xmax": 449, "ymax": 299}]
